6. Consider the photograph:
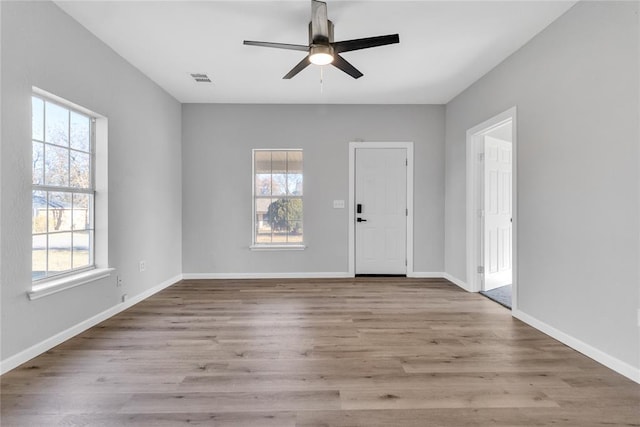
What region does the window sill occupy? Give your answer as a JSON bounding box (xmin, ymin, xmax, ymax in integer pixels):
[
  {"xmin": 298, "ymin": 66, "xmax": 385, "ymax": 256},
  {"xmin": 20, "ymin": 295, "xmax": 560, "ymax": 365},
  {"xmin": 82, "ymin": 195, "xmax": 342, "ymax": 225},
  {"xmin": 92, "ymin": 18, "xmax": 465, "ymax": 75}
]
[
  {"xmin": 28, "ymin": 268, "xmax": 115, "ymax": 301},
  {"xmin": 250, "ymin": 244, "xmax": 306, "ymax": 251}
]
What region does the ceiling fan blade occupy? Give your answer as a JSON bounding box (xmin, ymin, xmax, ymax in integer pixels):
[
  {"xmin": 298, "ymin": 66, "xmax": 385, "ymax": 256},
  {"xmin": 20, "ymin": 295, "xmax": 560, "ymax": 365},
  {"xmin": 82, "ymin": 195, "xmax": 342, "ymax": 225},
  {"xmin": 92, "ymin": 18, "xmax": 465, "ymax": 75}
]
[
  {"xmin": 310, "ymin": 0, "xmax": 330, "ymax": 43},
  {"xmin": 332, "ymin": 34, "xmax": 400, "ymax": 53},
  {"xmin": 283, "ymin": 56, "xmax": 312, "ymax": 79},
  {"xmin": 332, "ymin": 54, "xmax": 363, "ymax": 79},
  {"xmin": 243, "ymin": 40, "xmax": 309, "ymax": 52}
]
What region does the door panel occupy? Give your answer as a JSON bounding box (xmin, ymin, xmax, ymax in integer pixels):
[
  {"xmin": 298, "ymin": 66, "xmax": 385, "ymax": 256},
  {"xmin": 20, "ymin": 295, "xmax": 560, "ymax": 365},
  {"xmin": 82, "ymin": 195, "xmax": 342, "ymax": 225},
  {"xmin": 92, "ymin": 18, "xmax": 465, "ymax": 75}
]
[
  {"xmin": 484, "ymin": 136, "xmax": 512, "ymax": 290},
  {"xmin": 355, "ymin": 148, "xmax": 407, "ymax": 274}
]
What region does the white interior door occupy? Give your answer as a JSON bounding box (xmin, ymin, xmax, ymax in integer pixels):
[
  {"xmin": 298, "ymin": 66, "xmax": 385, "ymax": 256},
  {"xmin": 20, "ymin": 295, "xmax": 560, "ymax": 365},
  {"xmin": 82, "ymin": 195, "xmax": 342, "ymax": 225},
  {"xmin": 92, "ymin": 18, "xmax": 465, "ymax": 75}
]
[
  {"xmin": 355, "ymin": 148, "xmax": 407, "ymax": 274},
  {"xmin": 483, "ymin": 136, "xmax": 512, "ymax": 290}
]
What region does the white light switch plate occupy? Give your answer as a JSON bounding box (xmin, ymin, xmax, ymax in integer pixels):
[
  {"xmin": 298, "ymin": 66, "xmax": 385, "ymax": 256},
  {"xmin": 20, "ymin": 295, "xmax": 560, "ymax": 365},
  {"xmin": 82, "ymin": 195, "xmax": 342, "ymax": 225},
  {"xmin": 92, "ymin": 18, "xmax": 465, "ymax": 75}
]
[{"xmin": 333, "ymin": 200, "xmax": 345, "ymax": 209}]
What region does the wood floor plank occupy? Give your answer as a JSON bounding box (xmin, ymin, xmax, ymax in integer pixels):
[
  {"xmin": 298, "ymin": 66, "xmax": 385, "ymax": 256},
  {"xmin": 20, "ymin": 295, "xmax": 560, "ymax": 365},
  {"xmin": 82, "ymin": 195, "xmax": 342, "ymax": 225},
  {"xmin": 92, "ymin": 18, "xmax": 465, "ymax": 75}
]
[
  {"xmin": 297, "ymin": 407, "xmax": 640, "ymax": 427},
  {"xmin": 2, "ymin": 277, "xmax": 638, "ymax": 426},
  {"xmin": 339, "ymin": 387, "xmax": 559, "ymax": 410},
  {"xmin": 175, "ymin": 371, "xmax": 572, "ymax": 393},
  {"xmin": 119, "ymin": 390, "xmax": 340, "ymax": 414},
  {"xmin": 60, "ymin": 411, "xmax": 298, "ymax": 427},
  {"xmin": 1, "ymin": 392, "xmax": 132, "ymax": 415}
]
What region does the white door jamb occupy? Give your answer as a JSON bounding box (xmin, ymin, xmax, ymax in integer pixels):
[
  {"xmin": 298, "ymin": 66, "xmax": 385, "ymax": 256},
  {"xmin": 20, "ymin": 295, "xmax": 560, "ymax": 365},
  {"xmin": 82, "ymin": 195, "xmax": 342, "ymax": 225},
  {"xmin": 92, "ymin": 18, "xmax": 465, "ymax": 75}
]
[
  {"xmin": 348, "ymin": 142, "xmax": 414, "ymax": 277},
  {"xmin": 466, "ymin": 107, "xmax": 518, "ymax": 309}
]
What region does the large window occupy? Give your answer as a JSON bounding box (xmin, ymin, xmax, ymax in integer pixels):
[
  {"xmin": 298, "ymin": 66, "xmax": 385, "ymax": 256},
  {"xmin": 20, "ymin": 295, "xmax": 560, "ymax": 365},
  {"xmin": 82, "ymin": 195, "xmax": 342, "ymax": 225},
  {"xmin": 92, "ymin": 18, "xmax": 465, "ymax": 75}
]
[
  {"xmin": 32, "ymin": 95, "xmax": 95, "ymax": 281},
  {"xmin": 253, "ymin": 150, "xmax": 303, "ymax": 246}
]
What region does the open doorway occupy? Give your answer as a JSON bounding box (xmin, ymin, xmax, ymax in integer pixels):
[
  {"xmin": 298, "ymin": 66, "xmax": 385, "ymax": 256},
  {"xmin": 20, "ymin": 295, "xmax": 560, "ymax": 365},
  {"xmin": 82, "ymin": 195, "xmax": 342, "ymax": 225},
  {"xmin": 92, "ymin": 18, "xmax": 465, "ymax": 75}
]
[{"xmin": 466, "ymin": 108, "xmax": 517, "ymax": 310}]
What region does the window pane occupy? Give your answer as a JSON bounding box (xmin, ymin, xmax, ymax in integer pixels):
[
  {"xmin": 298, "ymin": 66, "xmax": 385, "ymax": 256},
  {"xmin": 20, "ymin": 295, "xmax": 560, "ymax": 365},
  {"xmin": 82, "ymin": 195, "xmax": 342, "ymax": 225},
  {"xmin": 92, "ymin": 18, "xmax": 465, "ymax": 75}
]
[
  {"xmin": 254, "ymin": 151, "xmax": 271, "ymax": 174},
  {"xmin": 287, "ymin": 151, "xmax": 303, "ymax": 172},
  {"xmin": 48, "ymin": 192, "xmax": 72, "ymax": 232},
  {"xmin": 272, "ymin": 173, "xmax": 287, "ymax": 196},
  {"xmin": 32, "ymin": 190, "xmax": 47, "ymax": 234},
  {"xmin": 44, "ymin": 144, "xmax": 69, "ymax": 187},
  {"xmin": 288, "ymin": 173, "xmax": 303, "ymax": 195},
  {"xmin": 256, "ymin": 198, "xmax": 275, "ymax": 243},
  {"xmin": 32, "ymin": 97, "xmax": 44, "ymax": 141},
  {"xmin": 288, "ymin": 221, "xmax": 303, "ymax": 243},
  {"xmin": 72, "ymin": 230, "xmax": 91, "ymax": 269},
  {"xmin": 70, "ymin": 151, "xmax": 90, "ymax": 188},
  {"xmin": 286, "ymin": 199, "xmax": 303, "ymax": 221},
  {"xmin": 256, "ymin": 219, "xmax": 271, "ymax": 243},
  {"xmin": 271, "ymin": 152, "xmax": 287, "ymax": 196},
  {"xmin": 70, "ymin": 111, "xmax": 90, "ymax": 152},
  {"xmin": 255, "ymin": 173, "xmax": 271, "ymax": 196},
  {"xmin": 287, "ymin": 151, "xmax": 303, "ymax": 195},
  {"xmin": 32, "ymin": 141, "xmax": 44, "ymax": 185},
  {"xmin": 284, "ymin": 198, "xmax": 303, "ymax": 242},
  {"xmin": 48, "ymin": 232, "xmax": 72, "ymax": 273},
  {"xmin": 32, "ymin": 234, "xmax": 47, "ymax": 280},
  {"xmin": 271, "ymin": 151, "xmax": 286, "ymax": 172},
  {"xmin": 266, "ymin": 198, "xmax": 288, "ymax": 234},
  {"xmin": 45, "ymin": 102, "xmax": 69, "ymax": 146},
  {"xmin": 72, "ymin": 193, "xmax": 92, "ymax": 230}
]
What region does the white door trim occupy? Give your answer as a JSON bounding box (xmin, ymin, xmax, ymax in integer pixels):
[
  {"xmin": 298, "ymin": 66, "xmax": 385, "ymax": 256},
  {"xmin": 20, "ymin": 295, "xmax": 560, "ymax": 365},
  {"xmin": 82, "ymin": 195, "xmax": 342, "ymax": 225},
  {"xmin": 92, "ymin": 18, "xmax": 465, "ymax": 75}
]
[
  {"xmin": 348, "ymin": 142, "xmax": 414, "ymax": 277},
  {"xmin": 466, "ymin": 107, "xmax": 518, "ymax": 309}
]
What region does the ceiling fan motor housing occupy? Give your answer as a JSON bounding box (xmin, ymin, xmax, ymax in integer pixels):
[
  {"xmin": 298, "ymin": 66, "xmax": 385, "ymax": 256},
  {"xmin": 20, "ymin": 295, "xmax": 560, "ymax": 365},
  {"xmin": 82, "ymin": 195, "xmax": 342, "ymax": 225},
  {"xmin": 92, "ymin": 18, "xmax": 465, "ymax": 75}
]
[{"xmin": 309, "ymin": 20, "xmax": 334, "ymax": 44}]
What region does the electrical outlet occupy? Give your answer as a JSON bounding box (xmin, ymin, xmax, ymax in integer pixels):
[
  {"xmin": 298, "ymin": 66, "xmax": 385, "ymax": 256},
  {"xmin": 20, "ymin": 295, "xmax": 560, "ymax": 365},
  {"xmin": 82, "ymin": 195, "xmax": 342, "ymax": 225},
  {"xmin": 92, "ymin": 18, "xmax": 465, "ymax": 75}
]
[
  {"xmin": 116, "ymin": 276, "xmax": 122, "ymax": 287},
  {"xmin": 139, "ymin": 260, "xmax": 146, "ymax": 272},
  {"xmin": 122, "ymin": 294, "xmax": 128, "ymax": 303}
]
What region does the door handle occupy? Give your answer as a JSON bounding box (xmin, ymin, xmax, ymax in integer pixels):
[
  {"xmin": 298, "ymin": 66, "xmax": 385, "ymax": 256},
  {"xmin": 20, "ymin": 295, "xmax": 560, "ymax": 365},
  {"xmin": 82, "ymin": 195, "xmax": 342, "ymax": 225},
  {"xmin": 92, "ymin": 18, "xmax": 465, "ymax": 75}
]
[{"xmin": 357, "ymin": 218, "xmax": 367, "ymax": 222}]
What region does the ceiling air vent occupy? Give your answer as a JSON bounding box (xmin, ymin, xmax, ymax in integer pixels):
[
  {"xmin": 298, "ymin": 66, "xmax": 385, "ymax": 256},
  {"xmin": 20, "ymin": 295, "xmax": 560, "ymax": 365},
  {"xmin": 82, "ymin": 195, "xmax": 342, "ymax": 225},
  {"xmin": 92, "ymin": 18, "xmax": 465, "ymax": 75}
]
[{"xmin": 190, "ymin": 73, "xmax": 211, "ymax": 83}]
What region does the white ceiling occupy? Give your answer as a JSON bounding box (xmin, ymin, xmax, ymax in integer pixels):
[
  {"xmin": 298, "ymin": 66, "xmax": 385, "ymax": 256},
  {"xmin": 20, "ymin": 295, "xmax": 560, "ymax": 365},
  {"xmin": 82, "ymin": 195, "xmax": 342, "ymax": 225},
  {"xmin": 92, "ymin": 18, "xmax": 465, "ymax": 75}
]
[{"xmin": 55, "ymin": 1, "xmax": 576, "ymax": 104}]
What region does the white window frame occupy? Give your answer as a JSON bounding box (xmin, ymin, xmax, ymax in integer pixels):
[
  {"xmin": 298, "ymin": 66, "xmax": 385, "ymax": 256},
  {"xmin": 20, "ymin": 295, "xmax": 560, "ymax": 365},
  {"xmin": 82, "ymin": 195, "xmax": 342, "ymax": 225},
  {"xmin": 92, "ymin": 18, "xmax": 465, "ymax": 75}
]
[
  {"xmin": 29, "ymin": 88, "xmax": 112, "ymax": 300},
  {"xmin": 250, "ymin": 149, "xmax": 305, "ymax": 250}
]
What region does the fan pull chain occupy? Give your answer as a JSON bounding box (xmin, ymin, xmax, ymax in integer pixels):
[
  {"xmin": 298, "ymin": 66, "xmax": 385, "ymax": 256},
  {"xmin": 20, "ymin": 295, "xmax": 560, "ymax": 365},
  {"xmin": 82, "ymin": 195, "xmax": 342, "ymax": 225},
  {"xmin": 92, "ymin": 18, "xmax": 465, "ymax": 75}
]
[{"xmin": 320, "ymin": 66, "xmax": 324, "ymax": 94}]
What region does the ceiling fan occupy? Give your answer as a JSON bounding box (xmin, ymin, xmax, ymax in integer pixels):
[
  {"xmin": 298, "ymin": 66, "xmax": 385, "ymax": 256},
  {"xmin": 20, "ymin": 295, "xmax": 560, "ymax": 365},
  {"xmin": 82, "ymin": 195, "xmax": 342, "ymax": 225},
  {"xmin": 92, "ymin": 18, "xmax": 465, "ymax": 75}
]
[{"xmin": 243, "ymin": 0, "xmax": 399, "ymax": 79}]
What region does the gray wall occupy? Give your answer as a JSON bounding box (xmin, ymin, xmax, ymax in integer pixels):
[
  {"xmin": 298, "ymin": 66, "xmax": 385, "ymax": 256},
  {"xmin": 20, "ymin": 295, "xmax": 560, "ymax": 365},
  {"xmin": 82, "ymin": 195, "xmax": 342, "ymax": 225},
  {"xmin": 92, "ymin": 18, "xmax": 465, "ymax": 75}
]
[
  {"xmin": 182, "ymin": 104, "xmax": 445, "ymax": 275},
  {"xmin": 1, "ymin": 1, "xmax": 182, "ymax": 360},
  {"xmin": 444, "ymin": 1, "xmax": 639, "ymax": 368}
]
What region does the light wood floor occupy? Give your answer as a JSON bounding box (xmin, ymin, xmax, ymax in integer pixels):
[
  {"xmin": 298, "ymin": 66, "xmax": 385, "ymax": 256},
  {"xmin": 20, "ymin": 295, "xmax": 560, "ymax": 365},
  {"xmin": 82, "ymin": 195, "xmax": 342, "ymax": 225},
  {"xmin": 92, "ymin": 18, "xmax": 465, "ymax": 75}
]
[{"xmin": 2, "ymin": 278, "xmax": 638, "ymax": 426}]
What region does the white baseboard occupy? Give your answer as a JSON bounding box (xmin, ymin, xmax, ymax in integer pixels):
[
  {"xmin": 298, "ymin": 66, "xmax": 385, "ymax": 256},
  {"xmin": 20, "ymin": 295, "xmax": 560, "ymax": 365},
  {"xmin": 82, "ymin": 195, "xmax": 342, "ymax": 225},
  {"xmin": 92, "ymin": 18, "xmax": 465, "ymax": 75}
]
[
  {"xmin": 408, "ymin": 271, "xmax": 446, "ymax": 278},
  {"xmin": 513, "ymin": 308, "xmax": 640, "ymax": 384},
  {"xmin": 0, "ymin": 274, "xmax": 182, "ymax": 375},
  {"xmin": 183, "ymin": 272, "xmax": 472, "ymax": 287},
  {"xmin": 182, "ymin": 272, "xmax": 353, "ymax": 280},
  {"xmin": 186, "ymin": 272, "xmax": 457, "ymax": 280},
  {"xmin": 442, "ymin": 272, "xmax": 471, "ymax": 291}
]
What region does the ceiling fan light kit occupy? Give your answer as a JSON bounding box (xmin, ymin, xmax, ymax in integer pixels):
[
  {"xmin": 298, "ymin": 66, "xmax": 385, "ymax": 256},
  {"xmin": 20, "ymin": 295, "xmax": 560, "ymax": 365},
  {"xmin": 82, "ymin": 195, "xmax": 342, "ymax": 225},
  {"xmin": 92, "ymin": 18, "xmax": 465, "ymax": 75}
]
[
  {"xmin": 243, "ymin": 0, "xmax": 399, "ymax": 80},
  {"xmin": 309, "ymin": 45, "xmax": 334, "ymax": 65}
]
